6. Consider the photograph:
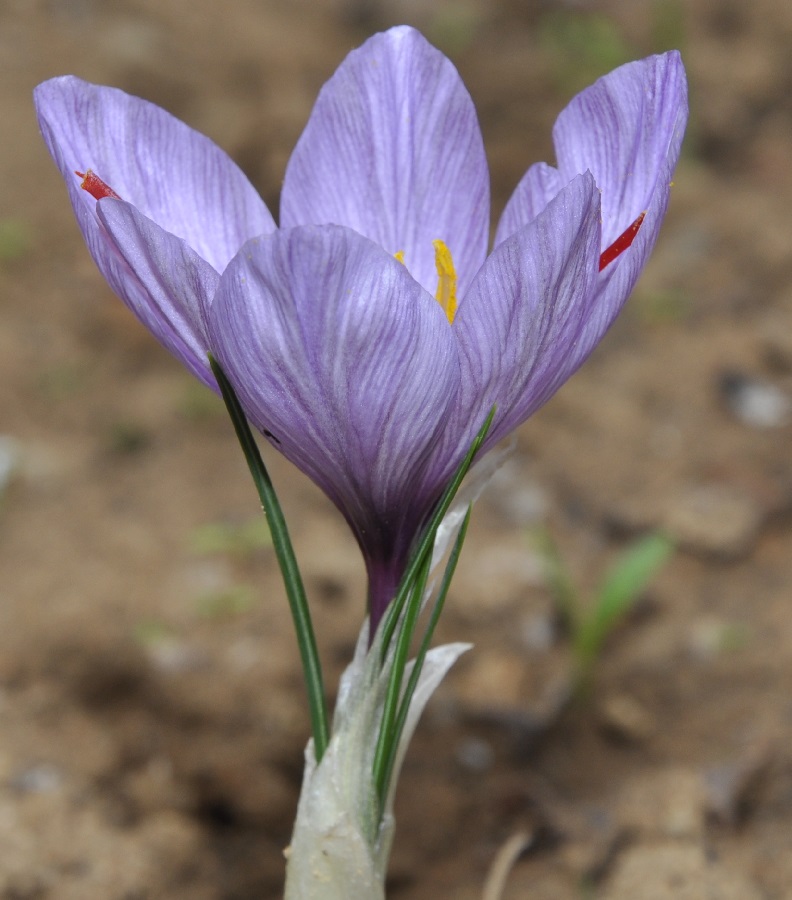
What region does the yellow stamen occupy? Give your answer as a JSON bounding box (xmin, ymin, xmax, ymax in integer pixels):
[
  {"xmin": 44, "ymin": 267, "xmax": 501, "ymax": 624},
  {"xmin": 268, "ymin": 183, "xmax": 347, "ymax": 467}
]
[
  {"xmin": 394, "ymin": 250, "xmax": 405, "ymax": 264},
  {"xmin": 433, "ymin": 239, "xmax": 457, "ymax": 324}
]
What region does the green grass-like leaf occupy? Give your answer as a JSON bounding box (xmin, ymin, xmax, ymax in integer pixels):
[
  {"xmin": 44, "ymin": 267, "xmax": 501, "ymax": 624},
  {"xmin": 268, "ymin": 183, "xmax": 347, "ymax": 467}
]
[
  {"xmin": 376, "ymin": 505, "xmax": 473, "ymax": 810},
  {"xmin": 576, "ymin": 532, "xmax": 674, "ymax": 668},
  {"xmin": 535, "ymin": 529, "xmax": 673, "ymax": 689},
  {"xmin": 373, "ymin": 408, "xmax": 495, "ymax": 809},
  {"xmin": 209, "ymin": 355, "xmax": 329, "ymax": 760}
]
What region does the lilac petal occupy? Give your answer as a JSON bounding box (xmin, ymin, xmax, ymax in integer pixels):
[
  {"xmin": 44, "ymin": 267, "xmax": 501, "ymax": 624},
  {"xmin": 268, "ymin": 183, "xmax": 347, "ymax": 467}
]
[
  {"xmin": 494, "ymin": 162, "xmax": 563, "ymax": 248},
  {"xmin": 577, "ymin": 150, "xmax": 677, "ymax": 369},
  {"xmin": 430, "ymin": 172, "xmax": 601, "ymax": 480},
  {"xmin": 209, "ymin": 224, "xmax": 460, "ymax": 565},
  {"xmin": 548, "ymin": 52, "xmax": 687, "ymax": 364},
  {"xmin": 495, "ymin": 52, "xmax": 687, "ymax": 253},
  {"xmin": 96, "ymin": 201, "xmax": 219, "ymax": 388},
  {"xmin": 281, "ymin": 26, "xmax": 489, "ymax": 298},
  {"xmin": 34, "ymin": 76, "xmax": 275, "ymax": 273},
  {"xmin": 552, "ymin": 51, "xmax": 688, "ymax": 247}
]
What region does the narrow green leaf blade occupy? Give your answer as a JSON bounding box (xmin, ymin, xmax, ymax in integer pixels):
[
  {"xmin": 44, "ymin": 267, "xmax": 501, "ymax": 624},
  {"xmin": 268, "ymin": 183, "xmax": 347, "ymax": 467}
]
[
  {"xmin": 377, "ymin": 504, "xmax": 473, "ymax": 809},
  {"xmin": 578, "ymin": 532, "xmax": 673, "ymax": 664},
  {"xmin": 209, "ymin": 355, "xmax": 329, "ymax": 760},
  {"xmin": 372, "ymin": 549, "xmax": 433, "ymax": 802}
]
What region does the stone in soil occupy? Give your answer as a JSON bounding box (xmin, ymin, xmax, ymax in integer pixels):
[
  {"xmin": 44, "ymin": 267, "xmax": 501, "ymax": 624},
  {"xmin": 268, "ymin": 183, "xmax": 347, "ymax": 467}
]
[
  {"xmin": 662, "ymin": 483, "xmax": 764, "ymax": 559},
  {"xmin": 604, "ymin": 842, "xmax": 763, "ymax": 900}
]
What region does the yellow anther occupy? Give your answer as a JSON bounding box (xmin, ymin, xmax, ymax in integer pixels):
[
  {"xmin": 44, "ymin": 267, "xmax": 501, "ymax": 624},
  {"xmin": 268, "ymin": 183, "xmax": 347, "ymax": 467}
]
[
  {"xmin": 394, "ymin": 250, "xmax": 405, "ymax": 264},
  {"xmin": 433, "ymin": 239, "xmax": 457, "ymax": 324}
]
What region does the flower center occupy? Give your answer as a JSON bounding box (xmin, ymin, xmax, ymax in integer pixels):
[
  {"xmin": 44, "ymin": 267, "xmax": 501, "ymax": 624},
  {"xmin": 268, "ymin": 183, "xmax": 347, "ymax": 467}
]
[
  {"xmin": 394, "ymin": 241, "xmax": 458, "ymax": 325},
  {"xmin": 75, "ymin": 169, "xmax": 121, "ymax": 201},
  {"xmin": 599, "ymin": 211, "xmax": 646, "ymax": 271}
]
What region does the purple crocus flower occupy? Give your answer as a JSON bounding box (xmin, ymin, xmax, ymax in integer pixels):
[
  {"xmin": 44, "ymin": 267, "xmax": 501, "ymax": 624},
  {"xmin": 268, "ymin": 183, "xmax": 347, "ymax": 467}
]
[{"xmin": 34, "ymin": 26, "xmax": 687, "ymax": 630}]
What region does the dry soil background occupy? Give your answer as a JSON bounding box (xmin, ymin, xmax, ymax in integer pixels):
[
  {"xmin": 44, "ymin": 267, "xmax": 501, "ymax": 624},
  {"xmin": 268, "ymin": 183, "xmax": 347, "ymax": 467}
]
[{"xmin": 3, "ymin": 0, "xmax": 792, "ymax": 897}]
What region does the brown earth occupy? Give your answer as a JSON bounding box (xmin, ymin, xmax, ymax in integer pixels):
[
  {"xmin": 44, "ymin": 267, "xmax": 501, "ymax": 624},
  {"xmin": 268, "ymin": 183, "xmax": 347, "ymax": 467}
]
[{"xmin": 2, "ymin": 0, "xmax": 792, "ymax": 897}]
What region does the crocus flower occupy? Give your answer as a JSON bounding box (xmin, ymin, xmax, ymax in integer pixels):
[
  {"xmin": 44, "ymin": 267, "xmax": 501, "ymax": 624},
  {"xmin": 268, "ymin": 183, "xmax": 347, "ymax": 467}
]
[{"xmin": 34, "ymin": 26, "xmax": 687, "ymax": 631}]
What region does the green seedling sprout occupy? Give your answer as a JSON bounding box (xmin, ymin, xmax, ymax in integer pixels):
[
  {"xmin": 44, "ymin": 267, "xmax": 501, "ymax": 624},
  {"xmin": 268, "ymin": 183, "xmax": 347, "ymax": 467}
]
[
  {"xmin": 536, "ymin": 529, "xmax": 673, "ymax": 688},
  {"xmin": 195, "ymin": 584, "xmax": 256, "ymax": 619},
  {"xmin": 189, "ymin": 517, "xmax": 272, "ymax": 559}
]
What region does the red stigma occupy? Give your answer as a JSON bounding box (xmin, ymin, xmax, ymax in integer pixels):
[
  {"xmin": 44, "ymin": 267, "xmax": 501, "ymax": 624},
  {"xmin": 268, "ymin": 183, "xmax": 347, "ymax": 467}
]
[
  {"xmin": 599, "ymin": 211, "xmax": 646, "ymax": 271},
  {"xmin": 75, "ymin": 169, "xmax": 122, "ymax": 201}
]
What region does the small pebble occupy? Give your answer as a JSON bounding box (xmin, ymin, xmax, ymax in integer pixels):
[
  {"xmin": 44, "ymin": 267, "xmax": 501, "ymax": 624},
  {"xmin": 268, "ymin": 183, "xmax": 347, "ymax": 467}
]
[
  {"xmin": 10, "ymin": 763, "xmax": 63, "ymax": 795},
  {"xmin": 454, "ymin": 736, "xmax": 494, "ymax": 772},
  {"xmin": 616, "ymin": 767, "xmax": 706, "ymax": 840},
  {"xmin": 520, "ymin": 611, "xmax": 557, "ymax": 651},
  {"xmin": 686, "ymin": 616, "xmax": 747, "ymax": 661},
  {"xmin": 704, "ymin": 740, "xmax": 773, "ymax": 825},
  {"xmin": 486, "ymin": 463, "xmax": 548, "ymax": 525},
  {"xmin": 146, "ymin": 638, "xmax": 209, "ymax": 674},
  {"xmin": 453, "ymin": 535, "xmax": 544, "ymax": 620},
  {"xmin": 599, "ymin": 693, "xmax": 656, "ymax": 742},
  {"xmin": 718, "ymin": 370, "xmax": 791, "ymax": 428},
  {"xmin": 663, "ymin": 483, "xmax": 763, "ymax": 559},
  {"xmin": 606, "ymin": 842, "xmax": 763, "ymax": 899},
  {"xmin": 454, "ymin": 649, "xmax": 526, "ymax": 708}
]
